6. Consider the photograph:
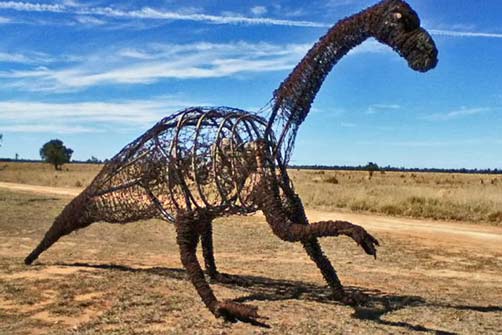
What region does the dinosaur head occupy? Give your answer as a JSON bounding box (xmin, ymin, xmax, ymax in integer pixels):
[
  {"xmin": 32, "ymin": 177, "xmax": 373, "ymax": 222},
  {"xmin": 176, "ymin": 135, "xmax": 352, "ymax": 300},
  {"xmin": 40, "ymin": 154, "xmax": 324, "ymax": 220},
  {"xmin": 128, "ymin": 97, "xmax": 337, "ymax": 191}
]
[{"xmin": 369, "ymin": 0, "xmax": 438, "ymax": 72}]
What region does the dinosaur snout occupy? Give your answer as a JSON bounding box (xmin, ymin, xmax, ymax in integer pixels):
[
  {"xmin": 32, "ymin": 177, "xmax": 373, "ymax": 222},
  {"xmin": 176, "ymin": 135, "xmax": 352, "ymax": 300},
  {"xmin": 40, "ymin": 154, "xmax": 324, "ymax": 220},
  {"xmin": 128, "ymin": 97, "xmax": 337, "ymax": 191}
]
[{"xmin": 404, "ymin": 28, "xmax": 438, "ymax": 72}]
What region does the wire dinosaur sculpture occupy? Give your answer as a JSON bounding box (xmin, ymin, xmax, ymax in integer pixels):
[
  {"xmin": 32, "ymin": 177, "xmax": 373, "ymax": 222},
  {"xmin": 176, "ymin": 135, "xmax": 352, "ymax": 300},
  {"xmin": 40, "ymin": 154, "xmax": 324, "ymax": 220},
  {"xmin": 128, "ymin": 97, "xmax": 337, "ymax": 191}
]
[{"xmin": 25, "ymin": 0, "xmax": 438, "ymax": 325}]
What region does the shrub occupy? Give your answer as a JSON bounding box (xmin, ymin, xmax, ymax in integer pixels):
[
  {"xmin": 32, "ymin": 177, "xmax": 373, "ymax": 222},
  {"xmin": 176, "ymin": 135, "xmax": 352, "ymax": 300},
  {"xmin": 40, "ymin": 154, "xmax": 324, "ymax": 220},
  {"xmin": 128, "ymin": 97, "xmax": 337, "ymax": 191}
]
[
  {"xmin": 488, "ymin": 211, "xmax": 502, "ymax": 223},
  {"xmin": 324, "ymin": 176, "xmax": 339, "ymax": 184},
  {"xmin": 381, "ymin": 204, "xmax": 401, "ymax": 216}
]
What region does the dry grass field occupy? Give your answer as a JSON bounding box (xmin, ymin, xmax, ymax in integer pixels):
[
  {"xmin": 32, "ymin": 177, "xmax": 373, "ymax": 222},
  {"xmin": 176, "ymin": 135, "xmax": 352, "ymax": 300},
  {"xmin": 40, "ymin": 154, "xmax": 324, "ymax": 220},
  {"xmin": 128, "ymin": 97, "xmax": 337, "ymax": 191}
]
[
  {"xmin": 1, "ymin": 162, "xmax": 501, "ymax": 224},
  {"xmin": 290, "ymin": 169, "xmax": 502, "ymax": 224},
  {"xmin": 0, "ymin": 162, "xmax": 101, "ymax": 189},
  {"xmin": 0, "ymin": 162, "xmax": 501, "ymax": 334}
]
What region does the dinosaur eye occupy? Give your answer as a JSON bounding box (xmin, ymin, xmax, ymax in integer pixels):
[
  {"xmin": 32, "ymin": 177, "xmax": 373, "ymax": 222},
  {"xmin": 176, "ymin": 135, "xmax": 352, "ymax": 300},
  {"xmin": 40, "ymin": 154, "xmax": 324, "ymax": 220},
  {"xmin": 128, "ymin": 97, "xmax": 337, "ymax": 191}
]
[{"xmin": 392, "ymin": 12, "xmax": 403, "ymax": 20}]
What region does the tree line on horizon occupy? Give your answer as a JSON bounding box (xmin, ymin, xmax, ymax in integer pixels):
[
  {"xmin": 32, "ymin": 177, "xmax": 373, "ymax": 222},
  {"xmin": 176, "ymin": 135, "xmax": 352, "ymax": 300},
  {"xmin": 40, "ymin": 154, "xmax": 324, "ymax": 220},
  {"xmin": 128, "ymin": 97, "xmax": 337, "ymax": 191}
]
[
  {"xmin": 0, "ymin": 135, "xmax": 500, "ymax": 174},
  {"xmin": 290, "ymin": 163, "xmax": 502, "ymax": 175},
  {"xmin": 0, "ymin": 158, "xmax": 500, "ymax": 175}
]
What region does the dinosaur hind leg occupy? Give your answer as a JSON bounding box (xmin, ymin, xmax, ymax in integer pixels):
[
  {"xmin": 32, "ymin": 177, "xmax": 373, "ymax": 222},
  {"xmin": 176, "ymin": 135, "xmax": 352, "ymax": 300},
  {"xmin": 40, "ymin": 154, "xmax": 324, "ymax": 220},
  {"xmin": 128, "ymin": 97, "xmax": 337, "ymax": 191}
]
[{"xmin": 176, "ymin": 211, "xmax": 266, "ymax": 325}]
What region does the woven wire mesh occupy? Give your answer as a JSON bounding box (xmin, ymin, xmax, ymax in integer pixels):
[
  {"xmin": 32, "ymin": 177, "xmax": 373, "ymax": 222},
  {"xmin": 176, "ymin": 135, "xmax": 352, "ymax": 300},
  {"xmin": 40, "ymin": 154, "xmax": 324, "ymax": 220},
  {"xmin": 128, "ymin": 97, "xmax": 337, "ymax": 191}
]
[{"xmin": 83, "ymin": 107, "xmax": 271, "ymax": 223}]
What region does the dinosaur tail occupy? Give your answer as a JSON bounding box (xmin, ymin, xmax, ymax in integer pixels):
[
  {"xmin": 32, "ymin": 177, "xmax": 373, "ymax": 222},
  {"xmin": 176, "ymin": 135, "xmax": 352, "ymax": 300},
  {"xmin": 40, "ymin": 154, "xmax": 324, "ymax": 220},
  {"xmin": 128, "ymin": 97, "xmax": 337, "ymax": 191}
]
[{"xmin": 24, "ymin": 190, "xmax": 94, "ymax": 265}]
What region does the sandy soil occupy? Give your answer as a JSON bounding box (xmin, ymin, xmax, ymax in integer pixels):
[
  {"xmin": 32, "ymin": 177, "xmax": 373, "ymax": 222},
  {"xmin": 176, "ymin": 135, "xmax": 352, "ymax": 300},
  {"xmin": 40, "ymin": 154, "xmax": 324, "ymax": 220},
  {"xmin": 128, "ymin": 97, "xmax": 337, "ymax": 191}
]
[{"xmin": 0, "ymin": 182, "xmax": 501, "ymax": 334}]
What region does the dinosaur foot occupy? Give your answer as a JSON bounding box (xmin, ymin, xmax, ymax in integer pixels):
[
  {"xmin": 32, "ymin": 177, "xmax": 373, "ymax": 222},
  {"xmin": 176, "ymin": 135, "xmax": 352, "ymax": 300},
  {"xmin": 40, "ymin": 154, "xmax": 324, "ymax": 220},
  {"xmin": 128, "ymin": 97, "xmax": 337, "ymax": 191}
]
[
  {"xmin": 216, "ymin": 300, "xmax": 269, "ymax": 327},
  {"xmin": 344, "ymin": 224, "xmax": 380, "ymax": 258}
]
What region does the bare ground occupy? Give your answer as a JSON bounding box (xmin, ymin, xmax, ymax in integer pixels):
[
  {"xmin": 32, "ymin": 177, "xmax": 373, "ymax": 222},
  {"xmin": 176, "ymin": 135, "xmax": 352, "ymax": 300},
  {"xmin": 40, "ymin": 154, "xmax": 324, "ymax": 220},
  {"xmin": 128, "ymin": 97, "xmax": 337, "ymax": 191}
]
[{"xmin": 0, "ymin": 183, "xmax": 501, "ymax": 334}]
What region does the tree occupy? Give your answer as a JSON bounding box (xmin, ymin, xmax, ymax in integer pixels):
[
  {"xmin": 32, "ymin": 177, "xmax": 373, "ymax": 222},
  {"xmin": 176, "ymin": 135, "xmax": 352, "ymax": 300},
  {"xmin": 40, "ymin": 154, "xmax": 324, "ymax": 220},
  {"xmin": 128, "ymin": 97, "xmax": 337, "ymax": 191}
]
[
  {"xmin": 365, "ymin": 162, "xmax": 379, "ymax": 179},
  {"xmin": 86, "ymin": 156, "xmax": 101, "ymax": 164},
  {"xmin": 40, "ymin": 139, "xmax": 74, "ymax": 170}
]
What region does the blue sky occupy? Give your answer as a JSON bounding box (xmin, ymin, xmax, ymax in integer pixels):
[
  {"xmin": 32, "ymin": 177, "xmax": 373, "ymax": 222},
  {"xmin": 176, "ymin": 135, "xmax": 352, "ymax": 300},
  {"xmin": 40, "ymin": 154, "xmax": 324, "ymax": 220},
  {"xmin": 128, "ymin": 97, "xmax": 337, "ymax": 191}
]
[{"xmin": 0, "ymin": 0, "xmax": 501, "ymax": 169}]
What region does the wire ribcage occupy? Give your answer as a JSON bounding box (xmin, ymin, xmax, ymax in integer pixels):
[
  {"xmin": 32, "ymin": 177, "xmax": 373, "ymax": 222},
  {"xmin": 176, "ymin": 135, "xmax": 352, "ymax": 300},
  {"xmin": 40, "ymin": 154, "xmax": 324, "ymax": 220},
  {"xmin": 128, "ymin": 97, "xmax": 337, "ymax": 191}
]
[{"xmin": 85, "ymin": 107, "xmax": 270, "ymax": 223}]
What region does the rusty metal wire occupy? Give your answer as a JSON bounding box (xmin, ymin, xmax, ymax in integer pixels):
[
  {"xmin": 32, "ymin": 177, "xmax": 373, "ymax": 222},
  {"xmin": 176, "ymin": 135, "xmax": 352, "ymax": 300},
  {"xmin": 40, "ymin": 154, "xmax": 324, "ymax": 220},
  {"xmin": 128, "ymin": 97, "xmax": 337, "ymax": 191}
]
[
  {"xmin": 73, "ymin": 107, "xmax": 270, "ymax": 224},
  {"xmin": 26, "ymin": 0, "xmax": 438, "ymax": 325},
  {"xmin": 267, "ymin": 0, "xmax": 437, "ymax": 164}
]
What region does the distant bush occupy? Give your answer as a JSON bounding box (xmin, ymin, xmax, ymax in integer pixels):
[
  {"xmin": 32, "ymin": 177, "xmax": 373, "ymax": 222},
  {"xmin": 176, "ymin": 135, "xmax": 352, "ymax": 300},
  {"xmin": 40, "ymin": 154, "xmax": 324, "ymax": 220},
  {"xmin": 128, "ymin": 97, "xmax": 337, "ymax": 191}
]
[
  {"xmin": 488, "ymin": 211, "xmax": 502, "ymax": 223},
  {"xmin": 381, "ymin": 204, "xmax": 401, "ymax": 216},
  {"xmin": 324, "ymin": 176, "xmax": 339, "ymax": 184}
]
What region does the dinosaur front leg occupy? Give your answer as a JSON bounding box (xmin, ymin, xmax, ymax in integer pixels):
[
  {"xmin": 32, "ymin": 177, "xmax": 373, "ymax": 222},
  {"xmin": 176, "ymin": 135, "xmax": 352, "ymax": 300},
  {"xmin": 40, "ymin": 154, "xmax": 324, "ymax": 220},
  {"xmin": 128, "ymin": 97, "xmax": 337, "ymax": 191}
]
[
  {"xmin": 281, "ymin": 194, "xmax": 345, "ymax": 296},
  {"xmin": 269, "ymin": 218, "xmax": 378, "ymax": 304},
  {"xmin": 175, "ymin": 212, "xmax": 265, "ymax": 325},
  {"xmin": 259, "ymin": 189, "xmax": 379, "ymax": 256},
  {"xmin": 259, "ymin": 190, "xmax": 378, "ymax": 303},
  {"xmin": 292, "ymin": 220, "xmax": 379, "ymax": 257},
  {"xmin": 266, "ymin": 214, "xmax": 379, "ymax": 257}
]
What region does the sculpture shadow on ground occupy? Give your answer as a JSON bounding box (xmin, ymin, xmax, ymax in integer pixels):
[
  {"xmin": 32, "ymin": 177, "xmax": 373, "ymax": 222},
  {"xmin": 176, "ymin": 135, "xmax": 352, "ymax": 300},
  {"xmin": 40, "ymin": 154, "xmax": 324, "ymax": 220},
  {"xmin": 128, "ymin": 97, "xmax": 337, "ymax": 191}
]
[{"xmin": 46, "ymin": 262, "xmax": 501, "ymax": 334}]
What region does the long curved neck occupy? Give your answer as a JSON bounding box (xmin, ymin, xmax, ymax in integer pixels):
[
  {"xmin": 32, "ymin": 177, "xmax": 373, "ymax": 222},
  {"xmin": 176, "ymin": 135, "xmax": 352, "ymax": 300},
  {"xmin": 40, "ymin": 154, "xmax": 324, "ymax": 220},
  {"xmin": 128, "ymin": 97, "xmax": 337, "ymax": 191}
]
[{"xmin": 266, "ymin": 7, "xmax": 373, "ymax": 164}]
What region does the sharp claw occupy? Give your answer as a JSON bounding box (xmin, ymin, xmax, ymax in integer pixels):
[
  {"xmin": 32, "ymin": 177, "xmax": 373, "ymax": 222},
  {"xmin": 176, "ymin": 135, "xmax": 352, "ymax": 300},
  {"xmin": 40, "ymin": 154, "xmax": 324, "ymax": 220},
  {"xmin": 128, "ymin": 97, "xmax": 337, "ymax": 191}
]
[{"xmin": 349, "ymin": 226, "xmax": 379, "ymax": 259}]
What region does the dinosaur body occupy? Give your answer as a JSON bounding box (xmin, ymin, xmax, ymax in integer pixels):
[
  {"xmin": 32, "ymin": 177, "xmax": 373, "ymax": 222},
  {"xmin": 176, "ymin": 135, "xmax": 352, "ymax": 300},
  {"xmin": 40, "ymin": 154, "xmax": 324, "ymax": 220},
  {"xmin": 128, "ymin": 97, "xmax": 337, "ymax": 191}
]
[
  {"xmin": 25, "ymin": 0, "xmax": 438, "ymax": 325},
  {"xmin": 82, "ymin": 107, "xmax": 270, "ymax": 222}
]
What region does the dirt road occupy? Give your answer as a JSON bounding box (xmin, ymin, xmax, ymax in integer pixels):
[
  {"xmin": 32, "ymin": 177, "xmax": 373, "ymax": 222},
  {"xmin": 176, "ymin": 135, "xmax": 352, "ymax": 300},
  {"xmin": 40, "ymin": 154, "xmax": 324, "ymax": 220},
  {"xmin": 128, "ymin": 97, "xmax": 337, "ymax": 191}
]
[
  {"xmin": 0, "ymin": 181, "xmax": 82, "ymax": 197},
  {"xmin": 1, "ymin": 181, "xmax": 501, "ymax": 253}
]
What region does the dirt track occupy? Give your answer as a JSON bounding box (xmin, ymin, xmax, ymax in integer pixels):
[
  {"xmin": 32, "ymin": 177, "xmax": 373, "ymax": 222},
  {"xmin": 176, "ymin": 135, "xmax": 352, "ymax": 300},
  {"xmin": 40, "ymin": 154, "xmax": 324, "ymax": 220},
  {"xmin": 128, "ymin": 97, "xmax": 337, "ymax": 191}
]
[
  {"xmin": 1, "ymin": 181, "xmax": 501, "ymax": 253},
  {"xmin": 0, "ymin": 181, "xmax": 83, "ymax": 197}
]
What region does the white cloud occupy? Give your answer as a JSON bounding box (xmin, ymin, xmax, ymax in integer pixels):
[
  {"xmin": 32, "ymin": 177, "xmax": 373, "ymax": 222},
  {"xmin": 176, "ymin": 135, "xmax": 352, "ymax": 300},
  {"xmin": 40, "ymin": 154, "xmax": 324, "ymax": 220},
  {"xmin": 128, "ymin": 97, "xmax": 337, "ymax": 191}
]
[
  {"xmin": 0, "ymin": 1, "xmax": 64, "ymax": 12},
  {"xmin": 2, "ymin": 1, "xmax": 502, "ymax": 40},
  {"xmin": 1, "ymin": 124, "xmax": 98, "ymax": 133},
  {"xmin": 0, "ymin": 97, "xmax": 208, "ymax": 134},
  {"xmin": 429, "ymin": 29, "xmax": 502, "ymax": 39},
  {"xmin": 60, "ymin": 0, "xmax": 83, "ymax": 8},
  {"xmin": 422, "ymin": 107, "xmax": 490, "ymax": 121},
  {"xmin": 0, "ymin": 1, "xmax": 326, "ymax": 28},
  {"xmin": 75, "ymin": 15, "xmax": 106, "ymax": 25},
  {"xmin": 0, "ymin": 16, "xmax": 11, "ymax": 23},
  {"xmin": 83, "ymin": 6, "xmax": 326, "ymax": 27},
  {"xmin": 0, "ymin": 52, "xmax": 29, "ymax": 63},
  {"xmin": 0, "ymin": 51, "xmax": 54, "ymax": 64},
  {"xmin": 250, "ymin": 6, "xmax": 267, "ymax": 16},
  {"xmin": 117, "ymin": 48, "xmax": 155, "ymax": 60},
  {"xmin": 366, "ymin": 104, "xmax": 401, "ymax": 115},
  {"xmin": 0, "ymin": 41, "xmax": 311, "ymax": 91},
  {"xmin": 0, "ymin": 97, "xmax": 204, "ymax": 124},
  {"xmin": 0, "ymin": 38, "xmax": 394, "ymax": 92}
]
